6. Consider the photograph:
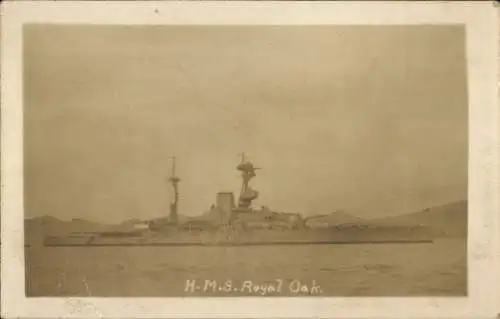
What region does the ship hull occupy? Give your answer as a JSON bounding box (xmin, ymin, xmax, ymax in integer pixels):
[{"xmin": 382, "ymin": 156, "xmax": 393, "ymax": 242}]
[{"xmin": 42, "ymin": 227, "xmax": 435, "ymax": 247}]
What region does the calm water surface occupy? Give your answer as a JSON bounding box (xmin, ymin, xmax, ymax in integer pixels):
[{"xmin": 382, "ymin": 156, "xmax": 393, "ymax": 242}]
[{"xmin": 25, "ymin": 238, "xmax": 466, "ymax": 297}]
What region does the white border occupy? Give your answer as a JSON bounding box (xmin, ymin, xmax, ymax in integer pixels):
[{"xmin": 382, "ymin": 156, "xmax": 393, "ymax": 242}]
[{"xmin": 1, "ymin": 1, "xmax": 499, "ymax": 318}]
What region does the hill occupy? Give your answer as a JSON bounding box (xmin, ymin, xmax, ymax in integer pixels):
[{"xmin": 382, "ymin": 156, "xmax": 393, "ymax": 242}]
[
  {"xmin": 368, "ymin": 200, "xmax": 467, "ymax": 237},
  {"xmin": 25, "ymin": 214, "xmax": 196, "ymax": 239},
  {"xmin": 25, "ymin": 215, "xmax": 108, "ymax": 236},
  {"xmin": 25, "ymin": 215, "xmax": 111, "ymax": 245}
]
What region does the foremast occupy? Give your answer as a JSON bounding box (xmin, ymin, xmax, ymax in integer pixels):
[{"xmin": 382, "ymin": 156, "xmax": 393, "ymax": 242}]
[{"xmin": 236, "ymin": 152, "xmax": 260, "ymax": 210}]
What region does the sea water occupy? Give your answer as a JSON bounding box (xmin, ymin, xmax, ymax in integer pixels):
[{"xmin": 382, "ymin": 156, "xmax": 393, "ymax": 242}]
[{"xmin": 25, "ymin": 238, "xmax": 466, "ymax": 297}]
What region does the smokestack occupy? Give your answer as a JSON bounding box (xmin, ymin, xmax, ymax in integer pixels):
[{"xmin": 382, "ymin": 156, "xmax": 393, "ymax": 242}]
[
  {"xmin": 169, "ymin": 202, "xmax": 178, "ymax": 224},
  {"xmin": 216, "ymin": 192, "xmax": 235, "ymax": 225}
]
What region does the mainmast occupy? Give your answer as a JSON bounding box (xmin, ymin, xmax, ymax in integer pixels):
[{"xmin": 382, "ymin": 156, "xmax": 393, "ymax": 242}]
[{"xmin": 168, "ymin": 155, "xmax": 180, "ymax": 224}]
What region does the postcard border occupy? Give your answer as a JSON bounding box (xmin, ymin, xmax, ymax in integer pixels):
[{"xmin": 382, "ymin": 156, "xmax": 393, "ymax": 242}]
[{"xmin": 1, "ymin": 1, "xmax": 499, "ymax": 319}]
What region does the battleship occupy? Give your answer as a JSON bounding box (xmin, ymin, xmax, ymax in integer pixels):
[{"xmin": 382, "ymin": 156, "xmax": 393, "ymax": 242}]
[{"xmin": 42, "ymin": 155, "xmax": 434, "ymax": 247}]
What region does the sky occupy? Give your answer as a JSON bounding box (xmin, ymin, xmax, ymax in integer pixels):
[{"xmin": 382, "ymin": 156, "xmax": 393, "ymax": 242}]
[{"xmin": 23, "ymin": 25, "xmax": 468, "ymax": 223}]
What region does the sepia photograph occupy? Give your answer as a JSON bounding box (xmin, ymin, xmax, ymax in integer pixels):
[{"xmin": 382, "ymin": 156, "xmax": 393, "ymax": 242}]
[
  {"xmin": 23, "ymin": 24, "xmax": 469, "ymax": 298},
  {"xmin": 1, "ymin": 2, "xmax": 499, "ymax": 319}
]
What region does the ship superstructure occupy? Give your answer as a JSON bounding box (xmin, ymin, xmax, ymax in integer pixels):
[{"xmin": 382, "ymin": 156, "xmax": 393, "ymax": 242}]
[{"xmin": 138, "ymin": 154, "xmax": 303, "ymax": 232}]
